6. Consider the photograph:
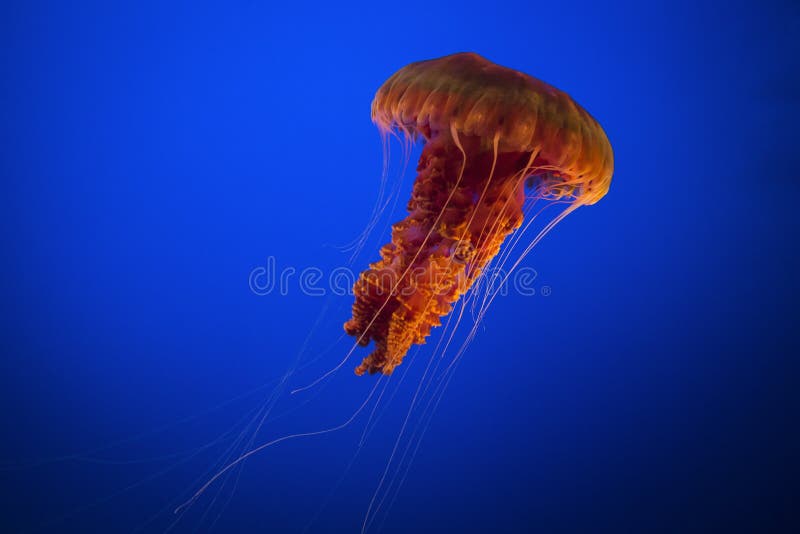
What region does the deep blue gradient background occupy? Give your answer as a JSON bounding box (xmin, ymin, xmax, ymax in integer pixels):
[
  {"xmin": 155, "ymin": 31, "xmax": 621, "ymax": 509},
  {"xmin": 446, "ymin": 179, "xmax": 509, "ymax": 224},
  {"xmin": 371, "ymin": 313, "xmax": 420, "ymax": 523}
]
[{"xmin": 1, "ymin": 1, "xmax": 798, "ymax": 533}]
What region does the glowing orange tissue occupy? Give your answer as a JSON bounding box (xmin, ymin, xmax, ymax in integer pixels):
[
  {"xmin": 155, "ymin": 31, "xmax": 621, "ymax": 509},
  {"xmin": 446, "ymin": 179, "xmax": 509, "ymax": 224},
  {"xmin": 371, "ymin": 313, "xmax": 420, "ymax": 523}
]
[{"xmin": 345, "ymin": 52, "xmax": 614, "ymax": 375}]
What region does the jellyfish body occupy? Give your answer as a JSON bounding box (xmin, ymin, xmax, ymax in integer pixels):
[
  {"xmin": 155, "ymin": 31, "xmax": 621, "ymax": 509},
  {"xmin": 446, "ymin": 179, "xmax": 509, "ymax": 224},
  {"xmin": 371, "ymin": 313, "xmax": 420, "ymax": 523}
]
[{"xmin": 345, "ymin": 53, "xmax": 613, "ymax": 375}]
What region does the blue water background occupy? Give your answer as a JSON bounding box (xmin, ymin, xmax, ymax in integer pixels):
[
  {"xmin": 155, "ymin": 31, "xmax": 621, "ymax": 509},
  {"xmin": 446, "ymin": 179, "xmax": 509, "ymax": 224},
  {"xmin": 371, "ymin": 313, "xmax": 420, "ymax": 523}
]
[{"xmin": 0, "ymin": 1, "xmax": 797, "ymax": 532}]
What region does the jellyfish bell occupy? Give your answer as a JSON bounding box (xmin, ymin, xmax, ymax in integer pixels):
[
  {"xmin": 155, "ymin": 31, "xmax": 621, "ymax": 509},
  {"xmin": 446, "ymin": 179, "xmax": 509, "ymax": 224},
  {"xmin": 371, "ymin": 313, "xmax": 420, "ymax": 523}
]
[{"xmin": 345, "ymin": 52, "xmax": 614, "ymax": 376}]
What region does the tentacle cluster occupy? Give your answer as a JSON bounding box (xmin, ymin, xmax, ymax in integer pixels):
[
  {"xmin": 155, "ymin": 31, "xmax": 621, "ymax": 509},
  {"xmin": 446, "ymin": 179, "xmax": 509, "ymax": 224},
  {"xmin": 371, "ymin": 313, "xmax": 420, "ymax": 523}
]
[{"xmin": 345, "ymin": 135, "xmax": 529, "ymax": 375}]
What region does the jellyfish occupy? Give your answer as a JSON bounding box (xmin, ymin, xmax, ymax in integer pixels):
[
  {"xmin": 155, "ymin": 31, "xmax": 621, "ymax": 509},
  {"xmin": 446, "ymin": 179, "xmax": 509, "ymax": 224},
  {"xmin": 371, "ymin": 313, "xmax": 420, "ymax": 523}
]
[{"xmin": 345, "ymin": 52, "xmax": 613, "ymax": 376}]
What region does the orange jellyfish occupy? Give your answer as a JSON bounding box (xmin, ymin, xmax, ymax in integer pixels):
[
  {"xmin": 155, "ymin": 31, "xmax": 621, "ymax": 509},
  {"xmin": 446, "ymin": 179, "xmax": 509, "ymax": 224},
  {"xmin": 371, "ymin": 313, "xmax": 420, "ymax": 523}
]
[{"xmin": 345, "ymin": 52, "xmax": 613, "ymax": 375}]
